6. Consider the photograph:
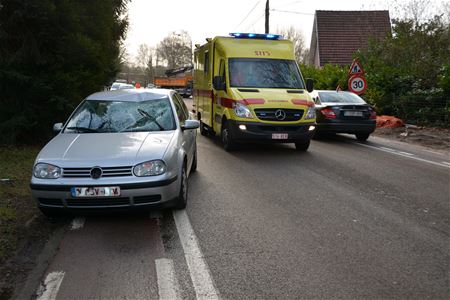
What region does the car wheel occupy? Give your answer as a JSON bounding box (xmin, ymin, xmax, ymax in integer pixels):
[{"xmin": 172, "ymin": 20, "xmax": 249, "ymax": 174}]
[
  {"xmin": 174, "ymin": 164, "xmax": 188, "ymax": 210},
  {"xmin": 356, "ymin": 133, "xmax": 370, "ymax": 142},
  {"xmin": 190, "ymin": 147, "xmax": 197, "ymax": 173},
  {"xmin": 295, "ymin": 140, "xmax": 310, "ymax": 151},
  {"xmin": 221, "ymin": 121, "xmax": 237, "ymax": 151}
]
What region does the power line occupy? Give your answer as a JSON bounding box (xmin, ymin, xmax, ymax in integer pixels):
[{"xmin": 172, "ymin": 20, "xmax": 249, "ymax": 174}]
[
  {"xmin": 244, "ymin": 12, "xmax": 266, "ymax": 32},
  {"xmin": 234, "ymin": 1, "xmax": 262, "ymax": 30}
]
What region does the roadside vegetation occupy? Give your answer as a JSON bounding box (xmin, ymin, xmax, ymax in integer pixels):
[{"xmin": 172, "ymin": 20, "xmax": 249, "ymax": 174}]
[{"xmin": 0, "ymin": 147, "xmax": 40, "ymax": 262}]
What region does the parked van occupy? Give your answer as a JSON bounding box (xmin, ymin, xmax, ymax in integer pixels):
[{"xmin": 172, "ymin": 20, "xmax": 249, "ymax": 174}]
[{"xmin": 193, "ymin": 33, "xmax": 316, "ymax": 151}]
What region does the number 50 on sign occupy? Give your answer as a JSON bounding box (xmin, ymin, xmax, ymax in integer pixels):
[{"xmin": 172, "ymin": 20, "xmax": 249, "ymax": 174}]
[{"xmin": 348, "ymin": 75, "xmax": 367, "ymax": 95}]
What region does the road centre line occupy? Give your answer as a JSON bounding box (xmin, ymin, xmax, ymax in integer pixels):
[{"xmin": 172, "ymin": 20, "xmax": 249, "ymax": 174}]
[
  {"xmin": 36, "ymin": 271, "xmax": 65, "ymax": 300},
  {"xmin": 354, "ymin": 142, "xmax": 450, "ymax": 168},
  {"xmin": 156, "ymin": 258, "xmax": 181, "ymax": 300},
  {"xmin": 70, "ymin": 217, "xmax": 85, "ymax": 230},
  {"xmin": 173, "ymin": 210, "xmax": 220, "ymax": 300}
]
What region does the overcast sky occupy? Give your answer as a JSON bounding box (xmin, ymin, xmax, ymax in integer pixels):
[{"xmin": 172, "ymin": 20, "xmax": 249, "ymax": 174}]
[{"xmin": 124, "ymin": 0, "xmax": 445, "ymax": 58}]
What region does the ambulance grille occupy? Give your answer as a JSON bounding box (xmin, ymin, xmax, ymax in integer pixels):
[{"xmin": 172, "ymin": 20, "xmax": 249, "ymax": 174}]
[{"xmin": 254, "ymin": 109, "xmax": 304, "ymax": 121}]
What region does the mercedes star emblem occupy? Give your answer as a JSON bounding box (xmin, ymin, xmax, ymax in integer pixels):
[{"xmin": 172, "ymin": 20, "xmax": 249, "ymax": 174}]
[{"xmin": 275, "ymin": 109, "xmax": 286, "ymax": 120}]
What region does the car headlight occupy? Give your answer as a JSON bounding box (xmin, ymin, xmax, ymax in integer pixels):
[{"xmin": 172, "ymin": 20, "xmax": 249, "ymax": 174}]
[
  {"xmin": 304, "ymin": 107, "xmax": 316, "ymax": 120},
  {"xmin": 33, "ymin": 163, "xmax": 61, "ymax": 179},
  {"xmin": 234, "ymin": 102, "xmax": 253, "ymax": 119},
  {"xmin": 133, "ymin": 160, "xmax": 166, "ymax": 177}
]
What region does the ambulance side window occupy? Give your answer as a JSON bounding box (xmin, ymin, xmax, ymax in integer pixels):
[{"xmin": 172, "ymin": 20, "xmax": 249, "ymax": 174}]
[
  {"xmin": 204, "ymin": 51, "xmax": 209, "ymax": 75},
  {"xmin": 219, "ymin": 59, "xmax": 226, "ymax": 85}
]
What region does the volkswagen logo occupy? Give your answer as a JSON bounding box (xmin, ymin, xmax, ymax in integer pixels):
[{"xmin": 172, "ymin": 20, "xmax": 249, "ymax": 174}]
[
  {"xmin": 90, "ymin": 167, "xmax": 103, "ymax": 179},
  {"xmin": 275, "ymin": 109, "xmax": 286, "ymax": 121}
]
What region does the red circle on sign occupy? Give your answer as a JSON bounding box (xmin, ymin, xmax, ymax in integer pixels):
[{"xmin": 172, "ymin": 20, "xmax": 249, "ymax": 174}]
[{"xmin": 348, "ymin": 75, "xmax": 367, "ymax": 95}]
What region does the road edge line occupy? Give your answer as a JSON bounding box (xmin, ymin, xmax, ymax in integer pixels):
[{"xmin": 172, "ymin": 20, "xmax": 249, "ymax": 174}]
[
  {"xmin": 173, "ymin": 210, "xmax": 220, "ymax": 300},
  {"xmin": 36, "ymin": 271, "xmax": 65, "ymax": 300}
]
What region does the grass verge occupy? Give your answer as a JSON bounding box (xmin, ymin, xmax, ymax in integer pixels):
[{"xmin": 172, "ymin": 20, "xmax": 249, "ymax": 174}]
[{"xmin": 0, "ymin": 146, "xmax": 40, "ymax": 263}]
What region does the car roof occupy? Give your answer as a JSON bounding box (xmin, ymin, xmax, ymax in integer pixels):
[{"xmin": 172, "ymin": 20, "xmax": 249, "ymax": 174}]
[{"xmin": 86, "ymin": 88, "xmax": 173, "ymax": 102}]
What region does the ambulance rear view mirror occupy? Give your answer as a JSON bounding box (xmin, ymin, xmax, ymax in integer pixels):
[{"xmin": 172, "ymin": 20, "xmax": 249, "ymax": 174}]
[
  {"xmin": 306, "ymin": 78, "xmax": 314, "ymax": 93},
  {"xmin": 213, "ymin": 76, "xmax": 226, "ymax": 91}
]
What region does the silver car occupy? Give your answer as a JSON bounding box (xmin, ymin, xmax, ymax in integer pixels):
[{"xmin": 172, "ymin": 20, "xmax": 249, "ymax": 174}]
[{"xmin": 30, "ymin": 89, "xmax": 199, "ymax": 216}]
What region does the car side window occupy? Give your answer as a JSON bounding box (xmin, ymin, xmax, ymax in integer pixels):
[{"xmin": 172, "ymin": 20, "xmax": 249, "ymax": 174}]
[{"xmin": 173, "ymin": 94, "xmax": 188, "ymax": 124}]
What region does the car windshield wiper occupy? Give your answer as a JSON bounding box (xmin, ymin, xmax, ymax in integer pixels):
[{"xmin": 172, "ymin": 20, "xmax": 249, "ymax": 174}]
[
  {"xmin": 137, "ymin": 108, "xmax": 165, "ymax": 131},
  {"xmin": 66, "ymin": 126, "xmax": 99, "ymax": 133}
]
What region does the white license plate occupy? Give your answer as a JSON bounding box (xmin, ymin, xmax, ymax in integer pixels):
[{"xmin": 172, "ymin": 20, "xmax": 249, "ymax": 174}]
[
  {"xmin": 344, "ymin": 111, "xmax": 363, "ymax": 116},
  {"xmin": 272, "ymin": 133, "xmax": 288, "ymax": 139},
  {"xmin": 71, "ymin": 186, "xmax": 121, "ymax": 197}
]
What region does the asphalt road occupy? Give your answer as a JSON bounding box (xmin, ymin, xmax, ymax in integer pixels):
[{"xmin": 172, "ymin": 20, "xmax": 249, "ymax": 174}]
[{"xmin": 26, "ymin": 99, "xmax": 450, "ymax": 300}]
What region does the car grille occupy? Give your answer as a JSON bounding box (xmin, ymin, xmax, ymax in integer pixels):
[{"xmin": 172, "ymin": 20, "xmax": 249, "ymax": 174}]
[
  {"xmin": 66, "ymin": 197, "xmax": 130, "ymax": 207},
  {"xmin": 133, "ymin": 195, "xmax": 162, "ymax": 204},
  {"xmin": 254, "ymin": 109, "xmax": 304, "ymax": 121},
  {"xmin": 62, "ymin": 166, "xmax": 133, "ymax": 178}
]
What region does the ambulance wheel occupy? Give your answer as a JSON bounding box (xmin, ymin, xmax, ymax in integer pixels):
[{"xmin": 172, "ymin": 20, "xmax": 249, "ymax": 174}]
[
  {"xmin": 295, "ymin": 140, "xmax": 310, "ymax": 151},
  {"xmin": 199, "ymin": 121, "xmax": 208, "ymax": 136},
  {"xmin": 174, "ymin": 164, "xmax": 188, "ymax": 210},
  {"xmin": 221, "ymin": 121, "xmax": 237, "ymax": 151}
]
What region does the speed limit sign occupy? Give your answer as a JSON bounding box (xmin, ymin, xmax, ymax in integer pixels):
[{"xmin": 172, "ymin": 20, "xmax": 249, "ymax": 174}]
[{"xmin": 348, "ymin": 75, "xmax": 367, "ymax": 95}]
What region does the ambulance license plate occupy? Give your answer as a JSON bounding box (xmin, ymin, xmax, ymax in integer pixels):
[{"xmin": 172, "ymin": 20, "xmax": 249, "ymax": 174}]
[
  {"xmin": 272, "ymin": 133, "xmax": 288, "ymax": 139},
  {"xmin": 71, "ymin": 186, "xmax": 121, "ymax": 198}
]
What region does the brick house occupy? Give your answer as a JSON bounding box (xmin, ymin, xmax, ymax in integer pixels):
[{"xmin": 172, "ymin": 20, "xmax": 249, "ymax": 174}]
[{"xmin": 308, "ymin": 10, "xmax": 391, "ymax": 67}]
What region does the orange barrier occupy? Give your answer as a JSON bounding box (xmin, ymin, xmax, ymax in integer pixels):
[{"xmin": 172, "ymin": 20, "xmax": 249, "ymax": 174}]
[{"xmin": 376, "ymin": 115, "xmax": 404, "ymax": 128}]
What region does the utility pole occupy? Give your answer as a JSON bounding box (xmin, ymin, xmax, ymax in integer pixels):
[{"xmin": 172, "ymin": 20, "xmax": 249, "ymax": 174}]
[{"xmin": 265, "ymin": 0, "xmax": 269, "ymax": 33}]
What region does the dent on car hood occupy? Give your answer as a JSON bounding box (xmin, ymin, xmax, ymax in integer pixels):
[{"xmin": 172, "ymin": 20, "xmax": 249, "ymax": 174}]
[{"xmin": 36, "ymin": 132, "xmax": 174, "ymax": 166}]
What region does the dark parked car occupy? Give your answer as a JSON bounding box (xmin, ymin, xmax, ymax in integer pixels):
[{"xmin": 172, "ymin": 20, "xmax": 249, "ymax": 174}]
[{"xmin": 310, "ymin": 90, "xmax": 376, "ymax": 141}]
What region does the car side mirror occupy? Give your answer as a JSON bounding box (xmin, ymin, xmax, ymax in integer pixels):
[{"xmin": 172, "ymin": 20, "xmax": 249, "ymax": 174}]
[
  {"xmin": 181, "ymin": 120, "xmax": 200, "ymax": 131},
  {"xmin": 306, "ymin": 78, "xmax": 314, "ymax": 93},
  {"xmin": 213, "ymin": 76, "xmax": 226, "ymax": 91},
  {"xmin": 53, "ymin": 123, "xmax": 63, "ymax": 134}
]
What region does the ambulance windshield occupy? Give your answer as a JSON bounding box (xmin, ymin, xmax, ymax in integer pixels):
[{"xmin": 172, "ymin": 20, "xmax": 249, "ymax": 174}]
[{"xmin": 229, "ymin": 58, "xmax": 304, "ymax": 89}]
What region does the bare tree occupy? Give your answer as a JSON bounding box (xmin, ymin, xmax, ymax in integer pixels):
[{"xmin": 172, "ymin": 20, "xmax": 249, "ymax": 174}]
[
  {"xmin": 277, "ymin": 26, "xmax": 308, "ymax": 64},
  {"xmin": 156, "ymin": 31, "xmax": 192, "ymax": 69},
  {"xmin": 135, "ymin": 43, "xmax": 157, "ymax": 83}
]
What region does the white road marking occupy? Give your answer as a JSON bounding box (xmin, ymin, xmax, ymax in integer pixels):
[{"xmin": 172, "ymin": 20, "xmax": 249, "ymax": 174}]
[
  {"xmin": 70, "ymin": 217, "xmax": 85, "ymax": 230},
  {"xmin": 156, "ymin": 258, "xmax": 181, "ymax": 300},
  {"xmin": 36, "ymin": 271, "xmax": 65, "ymax": 300},
  {"xmin": 355, "ymin": 143, "xmax": 450, "ymax": 168},
  {"xmin": 173, "ymin": 210, "xmax": 220, "ymax": 300},
  {"xmin": 442, "ymin": 162, "xmax": 450, "ymax": 167}
]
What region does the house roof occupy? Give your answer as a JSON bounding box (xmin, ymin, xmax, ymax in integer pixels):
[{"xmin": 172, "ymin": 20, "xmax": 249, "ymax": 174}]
[{"xmin": 310, "ymin": 10, "xmax": 391, "ymax": 66}]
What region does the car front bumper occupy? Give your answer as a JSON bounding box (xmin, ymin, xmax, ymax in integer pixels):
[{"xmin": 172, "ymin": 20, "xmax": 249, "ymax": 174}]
[
  {"xmin": 227, "ymin": 120, "xmax": 316, "ymax": 143},
  {"xmin": 30, "ymin": 175, "xmax": 180, "ymax": 212}
]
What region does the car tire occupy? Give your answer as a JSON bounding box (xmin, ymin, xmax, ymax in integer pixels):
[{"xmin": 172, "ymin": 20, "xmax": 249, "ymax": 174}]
[
  {"xmin": 221, "ymin": 121, "xmax": 237, "ymax": 151},
  {"xmin": 190, "ymin": 147, "xmax": 197, "ymax": 173},
  {"xmin": 174, "ymin": 164, "xmax": 188, "ymax": 210},
  {"xmin": 356, "ymin": 133, "xmax": 370, "ymax": 142},
  {"xmin": 295, "ymin": 140, "xmax": 310, "ymax": 151}
]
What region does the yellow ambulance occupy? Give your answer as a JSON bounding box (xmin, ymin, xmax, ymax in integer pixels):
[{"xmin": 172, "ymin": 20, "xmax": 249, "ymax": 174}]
[{"xmin": 193, "ymin": 33, "xmax": 316, "ymax": 151}]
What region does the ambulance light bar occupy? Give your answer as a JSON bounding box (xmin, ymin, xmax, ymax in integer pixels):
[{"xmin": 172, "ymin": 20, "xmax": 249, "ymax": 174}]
[{"xmin": 229, "ymin": 33, "xmax": 282, "ymax": 40}]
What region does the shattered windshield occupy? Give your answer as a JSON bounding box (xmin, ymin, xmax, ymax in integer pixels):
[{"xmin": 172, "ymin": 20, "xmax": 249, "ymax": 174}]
[
  {"xmin": 229, "ymin": 58, "xmax": 304, "ymax": 89},
  {"xmin": 64, "ymin": 98, "xmax": 176, "ymax": 133}
]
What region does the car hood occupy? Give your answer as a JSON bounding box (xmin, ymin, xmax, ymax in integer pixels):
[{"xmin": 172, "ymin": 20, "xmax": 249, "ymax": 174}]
[{"xmin": 36, "ymin": 132, "xmax": 175, "ymax": 167}]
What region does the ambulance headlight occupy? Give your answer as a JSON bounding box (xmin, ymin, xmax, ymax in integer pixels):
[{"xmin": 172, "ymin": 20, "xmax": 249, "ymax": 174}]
[
  {"xmin": 234, "ymin": 102, "xmax": 253, "ymax": 119},
  {"xmin": 304, "ymin": 107, "xmax": 316, "ymax": 120}
]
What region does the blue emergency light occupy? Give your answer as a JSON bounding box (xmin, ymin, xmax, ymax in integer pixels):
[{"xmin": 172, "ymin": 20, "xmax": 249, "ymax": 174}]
[{"xmin": 229, "ymin": 33, "xmax": 282, "ymax": 40}]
